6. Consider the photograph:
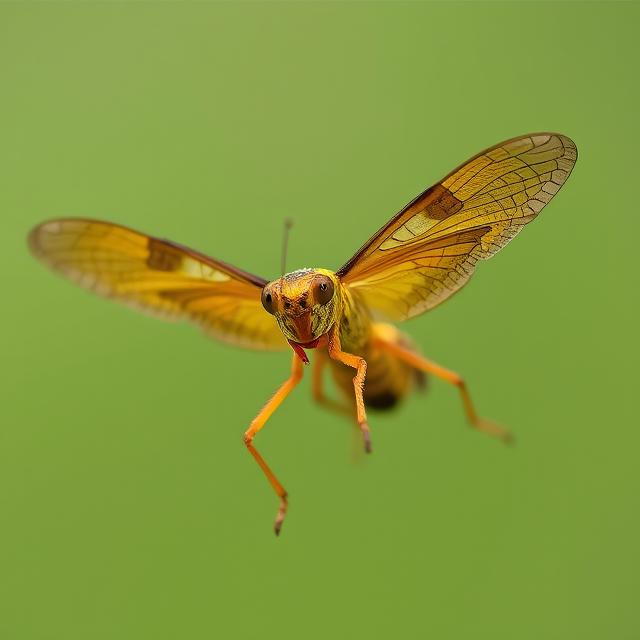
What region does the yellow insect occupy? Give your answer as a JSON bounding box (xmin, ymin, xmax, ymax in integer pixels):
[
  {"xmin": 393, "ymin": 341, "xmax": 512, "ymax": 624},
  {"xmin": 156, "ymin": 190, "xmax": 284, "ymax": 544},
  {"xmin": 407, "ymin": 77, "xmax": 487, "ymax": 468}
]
[{"xmin": 29, "ymin": 133, "xmax": 577, "ymax": 535}]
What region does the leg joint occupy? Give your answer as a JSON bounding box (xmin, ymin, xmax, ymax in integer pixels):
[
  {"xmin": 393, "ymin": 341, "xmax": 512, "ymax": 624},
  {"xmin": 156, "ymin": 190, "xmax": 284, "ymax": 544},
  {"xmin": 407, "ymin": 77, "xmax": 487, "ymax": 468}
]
[
  {"xmin": 353, "ymin": 358, "xmax": 367, "ymax": 377},
  {"xmin": 450, "ymin": 373, "xmax": 464, "ymax": 388}
]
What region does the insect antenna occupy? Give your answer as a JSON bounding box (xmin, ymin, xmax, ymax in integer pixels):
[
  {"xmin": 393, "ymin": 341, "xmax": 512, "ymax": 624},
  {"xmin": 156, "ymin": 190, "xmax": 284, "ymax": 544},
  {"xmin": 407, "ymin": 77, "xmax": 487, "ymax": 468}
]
[{"xmin": 281, "ymin": 217, "xmax": 293, "ymax": 276}]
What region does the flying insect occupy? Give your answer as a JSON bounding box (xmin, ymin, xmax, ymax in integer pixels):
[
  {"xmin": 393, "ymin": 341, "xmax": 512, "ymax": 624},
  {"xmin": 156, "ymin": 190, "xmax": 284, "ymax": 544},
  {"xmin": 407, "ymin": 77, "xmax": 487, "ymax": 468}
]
[{"xmin": 29, "ymin": 133, "xmax": 577, "ymax": 534}]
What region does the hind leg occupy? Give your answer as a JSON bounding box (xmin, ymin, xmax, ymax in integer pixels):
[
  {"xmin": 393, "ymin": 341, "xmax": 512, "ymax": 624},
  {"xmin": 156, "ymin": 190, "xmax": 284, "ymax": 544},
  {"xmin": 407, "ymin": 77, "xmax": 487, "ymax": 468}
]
[{"xmin": 374, "ymin": 335, "xmax": 512, "ymax": 444}]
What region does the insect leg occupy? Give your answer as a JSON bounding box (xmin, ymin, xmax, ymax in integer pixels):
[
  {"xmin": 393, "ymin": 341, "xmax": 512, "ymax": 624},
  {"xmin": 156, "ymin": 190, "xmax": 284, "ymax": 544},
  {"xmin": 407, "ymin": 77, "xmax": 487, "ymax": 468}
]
[
  {"xmin": 311, "ymin": 353, "xmax": 352, "ymax": 417},
  {"xmin": 374, "ymin": 337, "xmax": 512, "ymax": 444},
  {"xmin": 244, "ymin": 353, "xmax": 304, "ymax": 535},
  {"xmin": 327, "ymin": 326, "xmax": 371, "ymax": 453}
]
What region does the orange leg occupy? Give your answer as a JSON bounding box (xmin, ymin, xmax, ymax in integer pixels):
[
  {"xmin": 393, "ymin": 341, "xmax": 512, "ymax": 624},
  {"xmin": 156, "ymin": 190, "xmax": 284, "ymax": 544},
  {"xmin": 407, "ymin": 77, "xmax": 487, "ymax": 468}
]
[
  {"xmin": 312, "ymin": 353, "xmax": 352, "ymax": 417},
  {"xmin": 374, "ymin": 337, "xmax": 512, "ymax": 444},
  {"xmin": 244, "ymin": 353, "xmax": 304, "ymax": 535},
  {"xmin": 327, "ymin": 326, "xmax": 371, "ymax": 453}
]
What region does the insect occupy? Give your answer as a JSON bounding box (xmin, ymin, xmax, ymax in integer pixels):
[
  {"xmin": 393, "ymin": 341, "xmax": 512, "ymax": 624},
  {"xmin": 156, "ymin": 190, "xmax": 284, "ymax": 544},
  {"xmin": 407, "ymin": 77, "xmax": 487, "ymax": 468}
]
[{"xmin": 29, "ymin": 133, "xmax": 577, "ymax": 535}]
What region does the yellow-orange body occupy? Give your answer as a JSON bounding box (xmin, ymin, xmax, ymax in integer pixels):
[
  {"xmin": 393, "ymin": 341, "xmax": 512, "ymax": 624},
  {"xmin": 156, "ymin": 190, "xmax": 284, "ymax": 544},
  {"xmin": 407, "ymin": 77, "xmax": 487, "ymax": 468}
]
[
  {"xmin": 326, "ymin": 278, "xmax": 418, "ymax": 410},
  {"xmin": 266, "ymin": 268, "xmax": 419, "ymax": 409}
]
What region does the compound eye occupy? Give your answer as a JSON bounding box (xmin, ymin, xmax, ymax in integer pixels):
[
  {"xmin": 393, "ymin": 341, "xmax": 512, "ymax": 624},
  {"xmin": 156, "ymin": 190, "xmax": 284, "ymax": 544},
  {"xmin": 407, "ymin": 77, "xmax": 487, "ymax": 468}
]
[
  {"xmin": 261, "ymin": 288, "xmax": 276, "ymax": 315},
  {"xmin": 315, "ymin": 276, "xmax": 334, "ymax": 305}
]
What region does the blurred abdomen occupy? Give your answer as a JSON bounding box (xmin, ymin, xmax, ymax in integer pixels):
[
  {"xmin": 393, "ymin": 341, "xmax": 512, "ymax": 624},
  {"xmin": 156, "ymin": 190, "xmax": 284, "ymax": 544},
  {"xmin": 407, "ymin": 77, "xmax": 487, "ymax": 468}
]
[{"xmin": 330, "ymin": 323, "xmax": 424, "ymax": 411}]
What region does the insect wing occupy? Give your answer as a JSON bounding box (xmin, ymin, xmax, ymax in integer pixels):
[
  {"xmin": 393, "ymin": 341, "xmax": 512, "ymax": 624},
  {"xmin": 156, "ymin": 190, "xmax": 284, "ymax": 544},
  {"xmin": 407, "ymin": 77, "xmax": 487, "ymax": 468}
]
[
  {"xmin": 29, "ymin": 218, "xmax": 287, "ymax": 350},
  {"xmin": 338, "ymin": 133, "xmax": 577, "ymax": 321}
]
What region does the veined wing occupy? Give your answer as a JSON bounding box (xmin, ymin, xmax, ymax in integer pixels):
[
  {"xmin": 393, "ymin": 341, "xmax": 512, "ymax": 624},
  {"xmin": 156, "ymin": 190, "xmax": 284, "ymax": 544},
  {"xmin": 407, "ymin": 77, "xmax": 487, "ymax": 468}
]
[
  {"xmin": 338, "ymin": 133, "xmax": 577, "ymax": 321},
  {"xmin": 29, "ymin": 218, "xmax": 286, "ymax": 350}
]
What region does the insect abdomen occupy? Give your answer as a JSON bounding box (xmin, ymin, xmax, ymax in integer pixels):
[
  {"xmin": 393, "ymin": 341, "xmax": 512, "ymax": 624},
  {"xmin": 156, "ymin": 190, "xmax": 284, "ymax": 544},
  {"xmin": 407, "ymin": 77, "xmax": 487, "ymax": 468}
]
[{"xmin": 330, "ymin": 323, "xmax": 424, "ymax": 411}]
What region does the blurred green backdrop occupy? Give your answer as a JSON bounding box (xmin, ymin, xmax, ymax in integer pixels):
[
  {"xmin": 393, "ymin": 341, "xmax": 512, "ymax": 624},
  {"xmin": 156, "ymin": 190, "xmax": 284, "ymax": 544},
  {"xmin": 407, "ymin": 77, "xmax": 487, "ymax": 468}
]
[{"xmin": 1, "ymin": 2, "xmax": 638, "ymax": 639}]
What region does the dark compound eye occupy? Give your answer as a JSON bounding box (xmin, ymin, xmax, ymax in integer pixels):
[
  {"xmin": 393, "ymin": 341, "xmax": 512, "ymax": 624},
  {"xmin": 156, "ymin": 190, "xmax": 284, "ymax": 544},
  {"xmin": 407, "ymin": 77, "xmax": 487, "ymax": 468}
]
[
  {"xmin": 261, "ymin": 288, "xmax": 275, "ymax": 315},
  {"xmin": 315, "ymin": 277, "xmax": 334, "ymax": 305}
]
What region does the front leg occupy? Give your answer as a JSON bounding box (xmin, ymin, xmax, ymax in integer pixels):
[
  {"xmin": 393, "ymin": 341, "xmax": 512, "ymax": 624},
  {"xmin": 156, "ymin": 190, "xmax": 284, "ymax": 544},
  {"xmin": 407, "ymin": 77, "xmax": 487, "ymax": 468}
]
[
  {"xmin": 311, "ymin": 352, "xmax": 353, "ymax": 417},
  {"xmin": 327, "ymin": 325, "xmax": 371, "ymax": 453},
  {"xmin": 244, "ymin": 353, "xmax": 304, "ymax": 535}
]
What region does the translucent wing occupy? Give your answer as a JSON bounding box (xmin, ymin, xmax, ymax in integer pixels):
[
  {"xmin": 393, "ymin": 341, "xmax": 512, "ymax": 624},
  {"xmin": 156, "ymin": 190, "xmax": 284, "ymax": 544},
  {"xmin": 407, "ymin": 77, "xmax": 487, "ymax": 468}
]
[
  {"xmin": 29, "ymin": 218, "xmax": 287, "ymax": 350},
  {"xmin": 338, "ymin": 133, "xmax": 577, "ymax": 321}
]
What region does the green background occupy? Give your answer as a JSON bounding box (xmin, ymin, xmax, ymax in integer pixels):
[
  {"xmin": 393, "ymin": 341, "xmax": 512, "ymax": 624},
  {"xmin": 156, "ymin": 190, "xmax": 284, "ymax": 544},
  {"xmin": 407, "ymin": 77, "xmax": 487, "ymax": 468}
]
[{"xmin": 1, "ymin": 2, "xmax": 637, "ymax": 639}]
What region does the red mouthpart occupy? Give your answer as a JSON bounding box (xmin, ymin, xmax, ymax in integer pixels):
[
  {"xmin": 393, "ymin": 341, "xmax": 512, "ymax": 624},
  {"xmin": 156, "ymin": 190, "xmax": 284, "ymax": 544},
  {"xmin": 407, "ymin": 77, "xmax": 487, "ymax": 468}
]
[{"xmin": 288, "ymin": 337, "xmax": 321, "ymax": 364}]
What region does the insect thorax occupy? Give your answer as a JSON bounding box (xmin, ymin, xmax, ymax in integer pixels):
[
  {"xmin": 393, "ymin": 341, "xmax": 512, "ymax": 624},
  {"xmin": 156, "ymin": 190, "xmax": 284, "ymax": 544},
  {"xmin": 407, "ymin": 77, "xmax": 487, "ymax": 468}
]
[{"xmin": 337, "ymin": 283, "xmax": 371, "ymax": 352}]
